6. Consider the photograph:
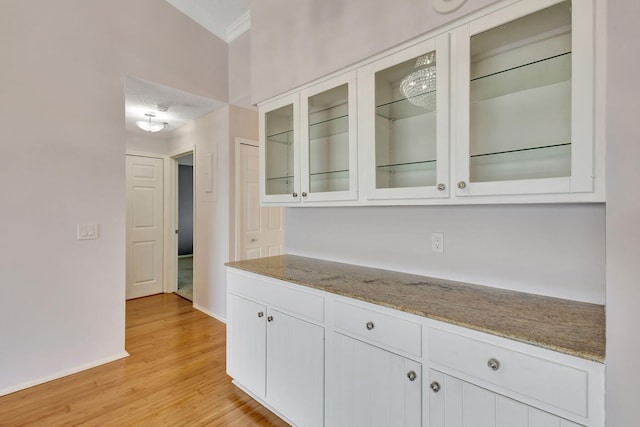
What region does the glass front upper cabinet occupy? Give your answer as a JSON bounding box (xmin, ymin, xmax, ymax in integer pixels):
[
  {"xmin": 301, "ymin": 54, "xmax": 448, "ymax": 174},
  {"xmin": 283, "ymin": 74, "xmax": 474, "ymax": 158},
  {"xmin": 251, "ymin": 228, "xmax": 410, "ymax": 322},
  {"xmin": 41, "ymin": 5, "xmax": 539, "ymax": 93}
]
[
  {"xmin": 300, "ymin": 72, "xmax": 358, "ymax": 203},
  {"xmin": 454, "ymin": 0, "xmax": 595, "ymax": 197},
  {"xmin": 359, "ymin": 34, "xmax": 450, "ymax": 200},
  {"xmin": 260, "ymin": 93, "xmax": 300, "ymax": 203}
]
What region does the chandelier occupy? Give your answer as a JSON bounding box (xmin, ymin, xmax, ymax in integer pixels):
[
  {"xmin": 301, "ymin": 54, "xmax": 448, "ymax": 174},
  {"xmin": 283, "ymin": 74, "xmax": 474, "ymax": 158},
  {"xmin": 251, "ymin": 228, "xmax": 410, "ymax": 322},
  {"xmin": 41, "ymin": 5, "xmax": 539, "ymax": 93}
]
[{"xmin": 399, "ymin": 52, "xmax": 437, "ymax": 110}]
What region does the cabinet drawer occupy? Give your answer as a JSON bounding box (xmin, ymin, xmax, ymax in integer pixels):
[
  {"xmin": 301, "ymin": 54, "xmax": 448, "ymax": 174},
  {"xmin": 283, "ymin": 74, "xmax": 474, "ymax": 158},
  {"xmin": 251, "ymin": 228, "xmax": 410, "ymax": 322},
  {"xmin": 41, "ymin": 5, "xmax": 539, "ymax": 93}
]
[
  {"xmin": 429, "ymin": 328, "xmax": 588, "ymax": 417},
  {"xmin": 334, "ymin": 300, "xmax": 421, "ymax": 357},
  {"xmin": 228, "ymin": 270, "xmax": 324, "ymax": 323}
]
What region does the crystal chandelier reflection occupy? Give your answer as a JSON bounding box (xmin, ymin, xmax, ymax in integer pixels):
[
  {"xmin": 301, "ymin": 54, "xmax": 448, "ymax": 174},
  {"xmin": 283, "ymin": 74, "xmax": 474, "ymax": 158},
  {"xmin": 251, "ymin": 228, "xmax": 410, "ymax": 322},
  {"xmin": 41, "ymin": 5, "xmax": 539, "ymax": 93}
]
[{"xmin": 399, "ymin": 52, "xmax": 437, "ymax": 110}]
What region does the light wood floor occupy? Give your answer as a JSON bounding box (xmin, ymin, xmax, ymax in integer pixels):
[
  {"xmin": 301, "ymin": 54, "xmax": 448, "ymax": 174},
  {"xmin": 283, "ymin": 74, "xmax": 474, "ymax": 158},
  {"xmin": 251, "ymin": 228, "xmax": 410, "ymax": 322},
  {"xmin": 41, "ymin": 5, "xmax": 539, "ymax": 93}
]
[{"xmin": 0, "ymin": 293, "xmax": 289, "ymax": 426}]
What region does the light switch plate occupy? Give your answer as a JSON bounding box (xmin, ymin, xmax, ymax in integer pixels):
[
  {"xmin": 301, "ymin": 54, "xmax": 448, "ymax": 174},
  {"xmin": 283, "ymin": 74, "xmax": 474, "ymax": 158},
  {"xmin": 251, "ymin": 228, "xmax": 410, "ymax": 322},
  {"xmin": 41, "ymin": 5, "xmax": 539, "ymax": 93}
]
[{"xmin": 77, "ymin": 223, "xmax": 99, "ymax": 240}]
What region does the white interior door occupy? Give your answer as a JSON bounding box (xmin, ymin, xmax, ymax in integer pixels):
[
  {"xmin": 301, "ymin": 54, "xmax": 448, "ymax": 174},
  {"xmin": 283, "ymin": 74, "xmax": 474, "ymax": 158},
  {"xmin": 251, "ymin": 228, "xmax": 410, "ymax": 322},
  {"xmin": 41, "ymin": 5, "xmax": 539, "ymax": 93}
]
[
  {"xmin": 236, "ymin": 140, "xmax": 284, "ymax": 260},
  {"xmin": 126, "ymin": 155, "xmax": 164, "ymax": 299}
]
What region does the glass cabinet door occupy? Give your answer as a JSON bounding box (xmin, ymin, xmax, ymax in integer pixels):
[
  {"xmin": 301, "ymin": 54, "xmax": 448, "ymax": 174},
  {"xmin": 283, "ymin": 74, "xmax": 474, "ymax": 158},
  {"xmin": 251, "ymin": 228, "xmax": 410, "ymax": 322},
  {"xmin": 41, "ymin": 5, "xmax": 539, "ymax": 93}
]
[
  {"xmin": 360, "ymin": 34, "xmax": 450, "ymax": 200},
  {"xmin": 260, "ymin": 94, "xmax": 300, "ymax": 203},
  {"xmin": 455, "ymin": 0, "xmax": 595, "ymax": 197},
  {"xmin": 300, "ymin": 72, "xmax": 358, "ymax": 202}
]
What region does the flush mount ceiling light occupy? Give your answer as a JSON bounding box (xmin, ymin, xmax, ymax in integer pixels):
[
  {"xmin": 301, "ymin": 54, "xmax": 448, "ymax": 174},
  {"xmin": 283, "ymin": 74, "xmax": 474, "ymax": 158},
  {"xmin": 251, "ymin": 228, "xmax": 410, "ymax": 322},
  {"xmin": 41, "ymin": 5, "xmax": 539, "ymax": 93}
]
[
  {"xmin": 399, "ymin": 51, "xmax": 437, "ymax": 110},
  {"xmin": 136, "ymin": 113, "xmax": 167, "ymax": 132}
]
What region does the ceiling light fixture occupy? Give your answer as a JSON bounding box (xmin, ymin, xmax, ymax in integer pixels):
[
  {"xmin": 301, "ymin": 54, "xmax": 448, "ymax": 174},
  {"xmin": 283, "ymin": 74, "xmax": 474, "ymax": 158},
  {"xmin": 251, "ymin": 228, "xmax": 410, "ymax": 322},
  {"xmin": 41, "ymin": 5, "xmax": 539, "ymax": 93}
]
[
  {"xmin": 136, "ymin": 113, "xmax": 167, "ymax": 132},
  {"xmin": 399, "ymin": 52, "xmax": 437, "ymax": 110}
]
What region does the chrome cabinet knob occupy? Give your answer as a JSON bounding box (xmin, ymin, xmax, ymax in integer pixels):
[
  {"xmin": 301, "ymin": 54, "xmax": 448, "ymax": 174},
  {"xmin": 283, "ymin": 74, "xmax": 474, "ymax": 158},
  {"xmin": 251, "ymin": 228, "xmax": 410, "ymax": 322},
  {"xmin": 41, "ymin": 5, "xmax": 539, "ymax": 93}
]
[
  {"xmin": 366, "ymin": 321, "xmax": 375, "ymax": 330},
  {"xmin": 407, "ymin": 371, "xmax": 417, "ymax": 382},
  {"xmin": 302, "ymin": 192, "xmax": 308, "ymax": 197},
  {"xmin": 430, "ymin": 381, "xmax": 441, "ymax": 393},
  {"xmin": 292, "ymin": 192, "xmax": 298, "ymax": 198},
  {"xmin": 267, "ymin": 315, "xmax": 274, "ymax": 322},
  {"xmin": 257, "ymin": 311, "xmax": 264, "ymax": 318},
  {"xmin": 437, "ymin": 183, "xmax": 446, "ymax": 191},
  {"xmin": 487, "ymin": 358, "xmax": 500, "ymax": 371},
  {"xmin": 457, "ymin": 181, "xmax": 466, "ymax": 189}
]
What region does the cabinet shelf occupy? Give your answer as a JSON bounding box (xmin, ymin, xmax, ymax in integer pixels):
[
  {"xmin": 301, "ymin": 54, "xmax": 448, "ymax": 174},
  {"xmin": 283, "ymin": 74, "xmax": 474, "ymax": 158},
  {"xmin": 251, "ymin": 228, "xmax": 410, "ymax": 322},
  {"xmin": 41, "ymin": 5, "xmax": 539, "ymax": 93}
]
[
  {"xmin": 471, "ymin": 142, "xmax": 570, "ymax": 159},
  {"xmin": 376, "ymin": 95, "xmax": 436, "ymax": 121},
  {"xmin": 377, "ymin": 159, "xmax": 436, "ymax": 170},
  {"xmin": 266, "ymin": 175, "xmax": 294, "ymax": 182},
  {"xmin": 310, "ymin": 169, "xmax": 349, "ymax": 177},
  {"xmin": 266, "ymin": 129, "xmax": 294, "ymax": 144},
  {"xmin": 309, "ymin": 114, "xmax": 348, "ymax": 140},
  {"xmin": 471, "ymin": 52, "xmax": 570, "ymax": 102}
]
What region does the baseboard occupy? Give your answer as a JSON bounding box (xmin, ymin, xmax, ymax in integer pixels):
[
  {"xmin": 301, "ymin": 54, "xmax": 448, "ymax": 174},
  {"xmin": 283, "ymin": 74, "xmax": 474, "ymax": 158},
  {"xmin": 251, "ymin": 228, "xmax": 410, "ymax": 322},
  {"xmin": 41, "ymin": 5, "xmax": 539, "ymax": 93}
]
[
  {"xmin": 193, "ymin": 303, "xmax": 226, "ymax": 324},
  {"xmin": 0, "ymin": 351, "xmax": 130, "ymax": 397}
]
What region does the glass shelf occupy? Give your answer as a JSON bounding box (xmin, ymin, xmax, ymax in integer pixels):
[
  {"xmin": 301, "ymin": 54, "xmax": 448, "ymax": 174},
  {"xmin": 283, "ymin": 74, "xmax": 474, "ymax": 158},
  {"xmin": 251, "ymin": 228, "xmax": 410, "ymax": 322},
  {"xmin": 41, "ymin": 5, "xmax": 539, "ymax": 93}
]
[
  {"xmin": 266, "ymin": 175, "xmax": 294, "ymax": 182},
  {"xmin": 309, "ymin": 169, "xmax": 349, "ymax": 177},
  {"xmin": 376, "ymin": 94, "xmax": 436, "ymax": 121},
  {"xmin": 471, "ymin": 52, "xmax": 571, "ymax": 103},
  {"xmin": 266, "ymin": 129, "xmax": 294, "ymax": 144},
  {"xmin": 470, "ymin": 143, "xmax": 571, "ymax": 183},
  {"xmin": 376, "ymin": 160, "xmax": 437, "ymax": 189},
  {"xmin": 309, "ymin": 169, "xmax": 349, "ymax": 193},
  {"xmin": 309, "ymin": 115, "xmax": 348, "ymax": 140}
]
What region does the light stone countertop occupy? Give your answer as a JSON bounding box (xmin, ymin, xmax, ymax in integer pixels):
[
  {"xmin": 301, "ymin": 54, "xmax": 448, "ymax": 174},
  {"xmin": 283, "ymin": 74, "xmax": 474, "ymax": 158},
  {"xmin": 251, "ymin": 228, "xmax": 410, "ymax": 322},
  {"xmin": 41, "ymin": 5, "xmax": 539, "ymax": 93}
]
[{"xmin": 225, "ymin": 254, "xmax": 605, "ymax": 362}]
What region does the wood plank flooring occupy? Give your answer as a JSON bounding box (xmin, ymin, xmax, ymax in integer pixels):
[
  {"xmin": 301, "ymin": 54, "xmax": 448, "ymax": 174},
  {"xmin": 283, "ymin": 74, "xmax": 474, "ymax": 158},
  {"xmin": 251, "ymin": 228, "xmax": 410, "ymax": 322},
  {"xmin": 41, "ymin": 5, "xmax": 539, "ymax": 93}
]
[{"xmin": 0, "ymin": 294, "xmax": 289, "ymax": 426}]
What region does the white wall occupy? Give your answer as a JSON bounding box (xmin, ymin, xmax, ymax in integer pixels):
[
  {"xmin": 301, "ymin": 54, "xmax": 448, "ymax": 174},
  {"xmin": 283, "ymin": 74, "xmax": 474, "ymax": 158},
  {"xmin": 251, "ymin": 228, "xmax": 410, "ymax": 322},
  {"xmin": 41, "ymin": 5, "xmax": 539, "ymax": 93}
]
[
  {"xmin": 126, "ymin": 130, "xmax": 171, "ymax": 155},
  {"xmin": 605, "ymin": 0, "xmax": 640, "ymax": 424},
  {"xmin": 0, "ymin": 0, "xmax": 227, "ymax": 395},
  {"xmin": 229, "ymin": 31, "xmax": 253, "ymax": 108},
  {"xmin": 250, "ymin": 0, "xmax": 501, "ymax": 103},
  {"xmin": 286, "ymin": 204, "xmax": 605, "ymax": 303},
  {"xmin": 170, "ymin": 108, "xmax": 230, "ymax": 320}
]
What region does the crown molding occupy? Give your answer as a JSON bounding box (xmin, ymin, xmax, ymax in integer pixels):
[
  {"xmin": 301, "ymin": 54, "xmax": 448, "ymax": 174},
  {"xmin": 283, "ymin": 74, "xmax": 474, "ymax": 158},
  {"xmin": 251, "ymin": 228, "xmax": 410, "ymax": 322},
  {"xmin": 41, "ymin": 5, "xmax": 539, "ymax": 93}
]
[{"xmin": 227, "ymin": 10, "xmax": 251, "ymax": 42}]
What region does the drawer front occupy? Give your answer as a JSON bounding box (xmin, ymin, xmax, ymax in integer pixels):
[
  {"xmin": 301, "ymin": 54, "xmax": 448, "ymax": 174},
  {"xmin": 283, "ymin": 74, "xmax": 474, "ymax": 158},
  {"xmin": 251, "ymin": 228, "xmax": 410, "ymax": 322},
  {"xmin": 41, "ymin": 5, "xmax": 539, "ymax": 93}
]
[
  {"xmin": 429, "ymin": 328, "xmax": 588, "ymax": 417},
  {"xmin": 334, "ymin": 300, "xmax": 421, "ymax": 357},
  {"xmin": 228, "ymin": 270, "xmax": 324, "ymax": 323}
]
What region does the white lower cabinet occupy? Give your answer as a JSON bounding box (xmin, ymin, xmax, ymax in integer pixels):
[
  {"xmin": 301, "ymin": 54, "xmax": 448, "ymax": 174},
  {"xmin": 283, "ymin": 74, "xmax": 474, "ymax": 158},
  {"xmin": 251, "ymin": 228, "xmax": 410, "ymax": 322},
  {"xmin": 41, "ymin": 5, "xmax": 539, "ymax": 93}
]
[
  {"xmin": 329, "ymin": 333, "xmax": 422, "ymax": 427},
  {"xmin": 227, "ymin": 272, "xmax": 325, "ymax": 427},
  {"xmin": 226, "ymin": 268, "xmax": 604, "ymax": 427},
  {"xmin": 428, "ymin": 370, "xmax": 583, "ymax": 427}
]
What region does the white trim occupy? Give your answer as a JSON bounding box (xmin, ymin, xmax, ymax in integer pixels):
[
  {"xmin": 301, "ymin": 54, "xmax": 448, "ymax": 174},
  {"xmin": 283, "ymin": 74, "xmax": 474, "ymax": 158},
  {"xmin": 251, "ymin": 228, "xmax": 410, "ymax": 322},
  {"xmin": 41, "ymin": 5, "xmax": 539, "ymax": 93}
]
[
  {"xmin": 193, "ymin": 303, "xmax": 226, "ymax": 324},
  {"xmin": 227, "ymin": 10, "xmax": 250, "ymax": 43},
  {"xmin": 0, "ymin": 351, "xmax": 129, "ymax": 397},
  {"xmin": 169, "ymin": 147, "xmax": 196, "ymax": 298},
  {"xmin": 234, "ymin": 137, "xmax": 259, "ymax": 262}
]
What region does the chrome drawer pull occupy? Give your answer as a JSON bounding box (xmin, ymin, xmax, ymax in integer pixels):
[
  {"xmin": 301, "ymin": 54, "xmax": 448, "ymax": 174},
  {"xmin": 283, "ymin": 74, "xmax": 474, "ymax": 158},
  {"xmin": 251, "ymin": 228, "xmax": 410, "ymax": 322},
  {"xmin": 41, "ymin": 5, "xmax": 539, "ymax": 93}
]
[
  {"xmin": 407, "ymin": 371, "xmax": 417, "ymax": 382},
  {"xmin": 487, "ymin": 358, "xmax": 500, "ymax": 371},
  {"xmin": 430, "ymin": 381, "xmax": 440, "ymax": 393},
  {"xmin": 366, "ymin": 321, "xmax": 375, "ymax": 330}
]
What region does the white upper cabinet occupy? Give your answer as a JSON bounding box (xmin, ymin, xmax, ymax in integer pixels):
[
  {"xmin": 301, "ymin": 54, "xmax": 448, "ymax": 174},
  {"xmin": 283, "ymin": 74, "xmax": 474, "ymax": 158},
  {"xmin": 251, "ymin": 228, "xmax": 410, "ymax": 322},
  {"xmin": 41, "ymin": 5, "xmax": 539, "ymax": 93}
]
[
  {"xmin": 259, "ymin": 0, "xmax": 603, "ymax": 206},
  {"xmin": 453, "ymin": 0, "xmax": 597, "ymax": 198},
  {"xmin": 260, "ymin": 73, "xmax": 358, "ymax": 205},
  {"xmin": 359, "ymin": 34, "xmax": 450, "ymax": 200},
  {"xmin": 260, "ymin": 93, "xmax": 300, "ymax": 204}
]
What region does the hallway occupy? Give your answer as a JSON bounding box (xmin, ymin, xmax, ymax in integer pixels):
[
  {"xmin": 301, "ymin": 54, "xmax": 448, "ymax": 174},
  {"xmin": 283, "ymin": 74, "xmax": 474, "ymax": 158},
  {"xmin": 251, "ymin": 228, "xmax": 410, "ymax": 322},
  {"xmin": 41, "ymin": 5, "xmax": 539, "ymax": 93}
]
[{"xmin": 0, "ymin": 294, "xmax": 288, "ymax": 426}]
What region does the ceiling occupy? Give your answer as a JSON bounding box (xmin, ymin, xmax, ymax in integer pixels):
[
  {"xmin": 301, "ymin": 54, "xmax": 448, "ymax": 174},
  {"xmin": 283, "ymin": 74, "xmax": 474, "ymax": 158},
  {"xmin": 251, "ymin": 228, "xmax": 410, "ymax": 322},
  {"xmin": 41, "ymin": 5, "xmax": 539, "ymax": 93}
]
[{"xmin": 125, "ymin": 1, "xmax": 250, "ymax": 136}]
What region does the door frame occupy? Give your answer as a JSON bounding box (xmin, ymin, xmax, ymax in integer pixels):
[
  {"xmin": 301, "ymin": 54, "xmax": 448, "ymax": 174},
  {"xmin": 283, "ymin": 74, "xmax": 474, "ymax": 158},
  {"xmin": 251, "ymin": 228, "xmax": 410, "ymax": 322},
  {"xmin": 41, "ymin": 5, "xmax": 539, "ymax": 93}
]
[
  {"xmin": 234, "ymin": 137, "xmax": 259, "ymax": 262},
  {"xmin": 168, "ymin": 146, "xmax": 196, "ymax": 295}
]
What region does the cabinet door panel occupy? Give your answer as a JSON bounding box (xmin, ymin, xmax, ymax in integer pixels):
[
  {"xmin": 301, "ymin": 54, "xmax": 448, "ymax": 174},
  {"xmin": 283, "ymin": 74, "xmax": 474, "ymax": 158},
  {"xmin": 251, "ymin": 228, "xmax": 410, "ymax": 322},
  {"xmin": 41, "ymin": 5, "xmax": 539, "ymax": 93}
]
[
  {"xmin": 428, "ymin": 370, "xmax": 585, "ymax": 427},
  {"xmin": 332, "ymin": 333, "xmax": 421, "ymax": 427},
  {"xmin": 227, "ymin": 294, "xmax": 267, "ymax": 397},
  {"xmin": 266, "ymin": 309, "xmax": 324, "ymax": 427}
]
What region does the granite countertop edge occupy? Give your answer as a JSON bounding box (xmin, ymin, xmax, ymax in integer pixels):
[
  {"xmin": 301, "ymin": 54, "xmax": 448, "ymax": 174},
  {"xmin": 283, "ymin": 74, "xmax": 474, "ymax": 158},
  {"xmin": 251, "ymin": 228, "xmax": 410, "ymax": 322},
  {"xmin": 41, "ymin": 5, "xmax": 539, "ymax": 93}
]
[{"xmin": 225, "ymin": 255, "xmax": 605, "ymax": 363}]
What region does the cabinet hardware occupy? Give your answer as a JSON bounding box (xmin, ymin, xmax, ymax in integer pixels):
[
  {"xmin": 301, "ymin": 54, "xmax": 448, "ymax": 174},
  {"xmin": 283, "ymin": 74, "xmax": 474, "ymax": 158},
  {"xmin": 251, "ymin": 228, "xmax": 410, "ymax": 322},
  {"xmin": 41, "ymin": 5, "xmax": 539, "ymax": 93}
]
[
  {"xmin": 487, "ymin": 358, "xmax": 500, "ymax": 371},
  {"xmin": 430, "ymin": 381, "xmax": 441, "ymax": 393},
  {"xmin": 407, "ymin": 371, "xmax": 417, "ymax": 381},
  {"xmin": 257, "ymin": 311, "xmax": 264, "ymax": 318},
  {"xmin": 437, "ymin": 183, "xmax": 446, "ymax": 191},
  {"xmin": 302, "ymin": 192, "xmax": 308, "ymax": 197},
  {"xmin": 267, "ymin": 315, "xmax": 274, "ymax": 322},
  {"xmin": 292, "ymin": 192, "xmax": 298, "ymax": 198},
  {"xmin": 457, "ymin": 181, "xmax": 466, "ymax": 189},
  {"xmin": 366, "ymin": 321, "xmax": 375, "ymax": 330}
]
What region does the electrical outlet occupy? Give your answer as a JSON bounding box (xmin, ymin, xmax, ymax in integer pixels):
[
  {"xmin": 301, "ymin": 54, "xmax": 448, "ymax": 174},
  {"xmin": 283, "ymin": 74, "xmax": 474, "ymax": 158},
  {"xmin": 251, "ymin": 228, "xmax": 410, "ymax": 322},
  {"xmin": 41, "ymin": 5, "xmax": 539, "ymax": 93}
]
[{"xmin": 432, "ymin": 232, "xmax": 444, "ymax": 253}]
